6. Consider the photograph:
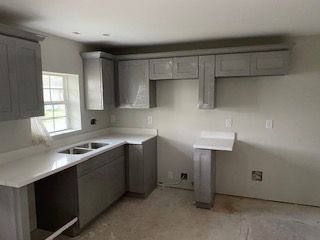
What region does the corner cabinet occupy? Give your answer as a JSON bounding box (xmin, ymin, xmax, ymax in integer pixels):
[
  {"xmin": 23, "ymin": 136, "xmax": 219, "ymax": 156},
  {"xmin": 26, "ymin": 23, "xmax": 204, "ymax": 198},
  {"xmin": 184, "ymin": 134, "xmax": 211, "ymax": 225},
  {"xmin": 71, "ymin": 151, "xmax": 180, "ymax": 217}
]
[
  {"xmin": 117, "ymin": 60, "xmax": 156, "ymax": 108},
  {"xmin": 81, "ymin": 52, "xmax": 115, "ymax": 110},
  {"xmin": 0, "ymin": 26, "xmax": 44, "ymax": 121}
]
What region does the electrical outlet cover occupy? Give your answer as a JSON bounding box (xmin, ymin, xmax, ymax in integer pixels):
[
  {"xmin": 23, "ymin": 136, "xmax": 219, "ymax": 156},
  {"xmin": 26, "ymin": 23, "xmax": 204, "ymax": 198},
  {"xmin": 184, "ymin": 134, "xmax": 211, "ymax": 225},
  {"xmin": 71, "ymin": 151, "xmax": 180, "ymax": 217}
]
[
  {"xmin": 168, "ymin": 171, "xmax": 174, "ymax": 179},
  {"xmin": 226, "ymin": 119, "xmax": 233, "ymax": 128},
  {"xmin": 252, "ymin": 171, "xmax": 263, "ymax": 181},
  {"xmin": 147, "ymin": 116, "xmax": 153, "ymax": 125}
]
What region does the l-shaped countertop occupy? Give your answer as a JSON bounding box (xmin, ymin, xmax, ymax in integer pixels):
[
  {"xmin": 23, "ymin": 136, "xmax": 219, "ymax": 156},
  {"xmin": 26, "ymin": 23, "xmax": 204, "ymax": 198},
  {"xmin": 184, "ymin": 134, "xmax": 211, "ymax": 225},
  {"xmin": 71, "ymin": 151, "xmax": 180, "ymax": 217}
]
[{"xmin": 0, "ymin": 133, "xmax": 156, "ymax": 188}]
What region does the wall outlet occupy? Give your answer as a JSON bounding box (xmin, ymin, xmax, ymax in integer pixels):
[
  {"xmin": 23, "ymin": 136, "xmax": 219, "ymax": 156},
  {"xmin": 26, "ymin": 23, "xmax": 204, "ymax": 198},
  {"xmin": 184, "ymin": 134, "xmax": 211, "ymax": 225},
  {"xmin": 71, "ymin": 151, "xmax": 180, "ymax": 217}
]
[
  {"xmin": 168, "ymin": 171, "xmax": 174, "ymax": 179},
  {"xmin": 226, "ymin": 119, "xmax": 233, "ymax": 128},
  {"xmin": 147, "ymin": 116, "xmax": 153, "ymax": 125},
  {"xmin": 252, "ymin": 171, "xmax": 263, "ymax": 181},
  {"xmin": 181, "ymin": 173, "xmax": 188, "ymax": 180},
  {"xmin": 110, "ymin": 115, "xmax": 116, "ymax": 123},
  {"xmin": 266, "ymin": 120, "xmax": 273, "ymax": 129}
]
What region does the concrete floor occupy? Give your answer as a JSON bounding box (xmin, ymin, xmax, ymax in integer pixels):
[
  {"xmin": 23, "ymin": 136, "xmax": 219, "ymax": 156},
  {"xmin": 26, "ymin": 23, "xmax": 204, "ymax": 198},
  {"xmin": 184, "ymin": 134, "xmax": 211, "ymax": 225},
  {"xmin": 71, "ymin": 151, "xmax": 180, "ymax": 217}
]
[{"xmin": 36, "ymin": 187, "xmax": 320, "ymax": 240}]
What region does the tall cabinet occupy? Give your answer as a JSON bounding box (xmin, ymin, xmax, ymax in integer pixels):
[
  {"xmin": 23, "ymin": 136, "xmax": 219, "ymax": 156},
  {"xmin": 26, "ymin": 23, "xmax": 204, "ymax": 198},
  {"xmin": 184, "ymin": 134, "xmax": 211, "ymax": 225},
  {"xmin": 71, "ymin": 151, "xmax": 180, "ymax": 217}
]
[{"xmin": 0, "ymin": 25, "xmax": 44, "ymax": 121}]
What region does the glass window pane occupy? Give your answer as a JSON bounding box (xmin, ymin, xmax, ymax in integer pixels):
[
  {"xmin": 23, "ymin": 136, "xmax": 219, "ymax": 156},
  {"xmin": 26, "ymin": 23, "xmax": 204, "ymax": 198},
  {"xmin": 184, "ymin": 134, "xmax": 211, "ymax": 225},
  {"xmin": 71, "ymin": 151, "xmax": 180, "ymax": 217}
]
[
  {"xmin": 54, "ymin": 117, "xmax": 67, "ymax": 131},
  {"xmin": 43, "ymin": 75, "xmax": 49, "ymax": 88},
  {"xmin": 44, "ymin": 105, "xmax": 53, "ymax": 118},
  {"xmin": 50, "ymin": 76, "xmax": 64, "ymax": 88},
  {"xmin": 42, "ymin": 119, "xmax": 54, "ymax": 133},
  {"xmin": 51, "ymin": 89, "xmax": 64, "ymax": 102},
  {"xmin": 43, "ymin": 89, "xmax": 51, "ymax": 102},
  {"xmin": 53, "ymin": 104, "xmax": 66, "ymax": 117}
]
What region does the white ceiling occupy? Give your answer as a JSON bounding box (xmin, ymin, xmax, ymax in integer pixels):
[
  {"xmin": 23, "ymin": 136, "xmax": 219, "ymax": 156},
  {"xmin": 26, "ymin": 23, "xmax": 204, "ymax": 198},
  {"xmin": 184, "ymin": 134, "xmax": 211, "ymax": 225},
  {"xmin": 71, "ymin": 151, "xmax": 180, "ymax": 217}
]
[{"xmin": 1, "ymin": 0, "xmax": 320, "ymax": 46}]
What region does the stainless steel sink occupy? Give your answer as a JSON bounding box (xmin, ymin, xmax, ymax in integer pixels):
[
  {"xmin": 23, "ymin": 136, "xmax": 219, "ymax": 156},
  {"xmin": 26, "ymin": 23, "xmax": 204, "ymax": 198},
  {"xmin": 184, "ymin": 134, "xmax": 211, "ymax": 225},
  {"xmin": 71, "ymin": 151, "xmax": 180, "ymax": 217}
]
[
  {"xmin": 58, "ymin": 147, "xmax": 93, "ymax": 155},
  {"xmin": 58, "ymin": 142, "xmax": 108, "ymax": 155},
  {"xmin": 75, "ymin": 142, "xmax": 109, "ymax": 149}
]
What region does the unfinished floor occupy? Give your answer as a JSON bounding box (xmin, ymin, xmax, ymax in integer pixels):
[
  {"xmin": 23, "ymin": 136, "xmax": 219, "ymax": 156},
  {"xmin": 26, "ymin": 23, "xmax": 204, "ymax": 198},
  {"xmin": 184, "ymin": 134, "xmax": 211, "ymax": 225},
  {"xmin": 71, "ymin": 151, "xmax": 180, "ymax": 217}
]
[{"xmin": 34, "ymin": 187, "xmax": 320, "ymax": 240}]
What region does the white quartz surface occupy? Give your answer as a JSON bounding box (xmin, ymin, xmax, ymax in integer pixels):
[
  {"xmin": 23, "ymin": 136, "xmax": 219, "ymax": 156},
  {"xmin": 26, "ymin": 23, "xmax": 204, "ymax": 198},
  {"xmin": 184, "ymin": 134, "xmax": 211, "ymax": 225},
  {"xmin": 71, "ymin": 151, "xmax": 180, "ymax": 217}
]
[
  {"xmin": 193, "ymin": 131, "xmax": 235, "ymax": 151},
  {"xmin": 0, "ymin": 133, "xmax": 156, "ymax": 188}
]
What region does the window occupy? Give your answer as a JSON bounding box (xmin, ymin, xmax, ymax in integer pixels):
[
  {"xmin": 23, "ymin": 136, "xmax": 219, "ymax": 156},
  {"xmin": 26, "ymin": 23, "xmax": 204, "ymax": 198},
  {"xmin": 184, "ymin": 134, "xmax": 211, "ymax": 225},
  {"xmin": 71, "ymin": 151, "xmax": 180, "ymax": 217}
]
[{"xmin": 42, "ymin": 73, "xmax": 69, "ymax": 133}]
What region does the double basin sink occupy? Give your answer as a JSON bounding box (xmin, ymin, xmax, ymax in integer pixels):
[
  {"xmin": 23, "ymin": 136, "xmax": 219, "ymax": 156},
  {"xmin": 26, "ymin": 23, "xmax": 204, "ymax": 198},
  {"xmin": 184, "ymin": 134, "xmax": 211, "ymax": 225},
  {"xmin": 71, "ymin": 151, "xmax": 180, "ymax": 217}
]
[{"xmin": 59, "ymin": 142, "xmax": 109, "ymax": 155}]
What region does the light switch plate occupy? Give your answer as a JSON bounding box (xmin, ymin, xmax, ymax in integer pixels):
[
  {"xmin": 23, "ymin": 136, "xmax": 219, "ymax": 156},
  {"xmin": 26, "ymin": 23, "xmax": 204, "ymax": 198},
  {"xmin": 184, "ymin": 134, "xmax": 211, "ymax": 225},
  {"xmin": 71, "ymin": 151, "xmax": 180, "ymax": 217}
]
[
  {"xmin": 147, "ymin": 116, "xmax": 153, "ymax": 125},
  {"xmin": 266, "ymin": 120, "xmax": 273, "ymax": 129},
  {"xmin": 110, "ymin": 115, "xmax": 116, "ymax": 123},
  {"xmin": 226, "ymin": 119, "xmax": 233, "ymax": 128}
]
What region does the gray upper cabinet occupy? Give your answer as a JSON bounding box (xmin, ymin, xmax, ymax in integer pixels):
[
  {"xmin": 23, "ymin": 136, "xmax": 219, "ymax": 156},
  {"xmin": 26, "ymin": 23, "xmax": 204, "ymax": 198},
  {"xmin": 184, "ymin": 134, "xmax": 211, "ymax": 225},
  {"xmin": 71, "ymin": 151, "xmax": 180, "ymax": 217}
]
[
  {"xmin": 216, "ymin": 51, "xmax": 289, "ymax": 77},
  {"xmin": 0, "ymin": 35, "xmax": 19, "ymax": 121},
  {"xmin": 16, "ymin": 38, "xmax": 44, "ymax": 118},
  {"xmin": 198, "ymin": 55, "xmax": 216, "ymax": 109},
  {"xmin": 149, "ymin": 58, "xmax": 173, "ymax": 80},
  {"xmin": 118, "ymin": 59, "xmax": 156, "ymax": 108},
  {"xmin": 173, "ymin": 56, "xmax": 199, "ymax": 79},
  {"xmin": 81, "ymin": 52, "xmax": 114, "ymax": 110},
  {"xmin": 0, "ymin": 30, "xmax": 44, "ymax": 121},
  {"xmin": 250, "ymin": 51, "xmax": 289, "ymax": 76},
  {"xmin": 215, "ymin": 53, "xmax": 251, "ymax": 77}
]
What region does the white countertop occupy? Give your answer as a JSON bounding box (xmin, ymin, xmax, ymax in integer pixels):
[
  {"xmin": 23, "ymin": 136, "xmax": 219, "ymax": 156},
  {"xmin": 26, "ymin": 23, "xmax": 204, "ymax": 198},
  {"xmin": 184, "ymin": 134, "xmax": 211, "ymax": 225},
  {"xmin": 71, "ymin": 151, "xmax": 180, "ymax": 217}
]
[
  {"xmin": 0, "ymin": 133, "xmax": 156, "ymax": 188},
  {"xmin": 193, "ymin": 131, "xmax": 235, "ymax": 151}
]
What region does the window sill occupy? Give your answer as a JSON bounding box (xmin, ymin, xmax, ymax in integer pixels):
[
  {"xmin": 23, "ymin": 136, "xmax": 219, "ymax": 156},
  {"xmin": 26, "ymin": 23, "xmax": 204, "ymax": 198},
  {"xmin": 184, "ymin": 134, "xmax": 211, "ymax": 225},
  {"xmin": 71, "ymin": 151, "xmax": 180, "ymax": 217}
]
[{"xmin": 50, "ymin": 129, "xmax": 82, "ymax": 139}]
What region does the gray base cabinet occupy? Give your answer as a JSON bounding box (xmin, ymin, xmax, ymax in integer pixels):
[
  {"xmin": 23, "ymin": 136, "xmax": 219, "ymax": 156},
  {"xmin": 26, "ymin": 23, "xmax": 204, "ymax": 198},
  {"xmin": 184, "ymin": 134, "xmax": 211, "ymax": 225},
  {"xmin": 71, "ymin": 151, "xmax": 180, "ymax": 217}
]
[
  {"xmin": 35, "ymin": 146, "xmax": 125, "ymax": 237},
  {"xmin": 126, "ymin": 137, "xmax": 157, "ymax": 197},
  {"xmin": 194, "ymin": 149, "xmax": 216, "ymax": 209}
]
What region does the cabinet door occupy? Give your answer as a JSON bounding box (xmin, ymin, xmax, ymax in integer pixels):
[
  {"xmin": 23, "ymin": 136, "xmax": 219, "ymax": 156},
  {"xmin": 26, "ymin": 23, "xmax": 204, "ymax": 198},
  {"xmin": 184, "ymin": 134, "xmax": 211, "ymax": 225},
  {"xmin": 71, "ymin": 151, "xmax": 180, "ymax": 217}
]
[
  {"xmin": 250, "ymin": 51, "xmax": 288, "ymax": 76},
  {"xmin": 118, "ymin": 60, "xmax": 151, "ymax": 108},
  {"xmin": 0, "ymin": 35, "xmax": 19, "ymax": 121},
  {"xmin": 127, "ymin": 144, "xmax": 144, "ymax": 194},
  {"xmin": 102, "ymin": 58, "xmax": 115, "ymax": 108},
  {"xmin": 215, "ymin": 53, "xmax": 251, "ymax": 77},
  {"xmin": 78, "ymin": 156, "xmax": 125, "ymax": 228},
  {"xmin": 198, "ymin": 55, "xmax": 215, "ymax": 109},
  {"xmin": 173, "ymin": 56, "xmax": 199, "ymax": 79},
  {"xmin": 149, "ymin": 58, "xmax": 173, "ymax": 80},
  {"xmin": 15, "ymin": 39, "xmax": 44, "ymax": 118}
]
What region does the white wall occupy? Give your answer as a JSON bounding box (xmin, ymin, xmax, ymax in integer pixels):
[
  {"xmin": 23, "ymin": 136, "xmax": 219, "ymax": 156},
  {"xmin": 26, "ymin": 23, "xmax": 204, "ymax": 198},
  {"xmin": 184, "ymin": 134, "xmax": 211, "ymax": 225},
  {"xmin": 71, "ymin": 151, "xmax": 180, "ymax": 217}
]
[
  {"xmin": 111, "ymin": 35, "xmax": 320, "ymax": 207},
  {"xmin": 0, "ymin": 32, "xmax": 110, "ymax": 153}
]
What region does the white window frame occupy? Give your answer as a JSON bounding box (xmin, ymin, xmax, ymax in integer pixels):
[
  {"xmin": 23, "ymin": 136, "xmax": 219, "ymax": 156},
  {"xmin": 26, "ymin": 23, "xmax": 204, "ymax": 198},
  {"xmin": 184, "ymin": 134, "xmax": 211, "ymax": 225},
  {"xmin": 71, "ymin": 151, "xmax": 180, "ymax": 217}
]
[{"xmin": 42, "ymin": 72, "xmax": 70, "ymax": 134}]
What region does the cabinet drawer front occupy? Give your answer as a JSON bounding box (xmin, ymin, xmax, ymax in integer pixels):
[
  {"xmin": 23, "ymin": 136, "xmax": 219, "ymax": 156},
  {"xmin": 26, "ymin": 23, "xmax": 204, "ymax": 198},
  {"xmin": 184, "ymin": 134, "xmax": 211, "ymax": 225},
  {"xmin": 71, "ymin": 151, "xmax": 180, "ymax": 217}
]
[
  {"xmin": 173, "ymin": 56, "xmax": 199, "ymax": 79},
  {"xmin": 149, "ymin": 58, "xmax": 173, "ymax": 80},
  {"xmin": 251, "ymin": 51, "xmax": 288, "ymax": 76},
  {"xmin": 215, "ymin": 53, "xmax": 251, "ymax": 77},
  {"xmin": 77, "ymin": 146, "xmax": 124, "ymax": 177}
]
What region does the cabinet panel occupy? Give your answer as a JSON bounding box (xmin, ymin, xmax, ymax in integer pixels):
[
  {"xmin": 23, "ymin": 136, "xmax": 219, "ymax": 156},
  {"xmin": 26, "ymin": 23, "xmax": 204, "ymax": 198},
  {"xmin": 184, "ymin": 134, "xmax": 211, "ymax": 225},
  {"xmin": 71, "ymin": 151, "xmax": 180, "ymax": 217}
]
[
  {"xmin": 78, "ymin": 156, "xmax": 125, "ymax": 228},
  {"xmin": 149, "ymin": 58, "xmax": 173, "ymax": 80},
  {"xmin": 198, "ymin": 55, "xmax": 215, "ymax": 109},
  {"xmin": 251, "ymin": 51, "xmax": 288, "ymax": 76},
  {"xmin": 127, "ymin": 145, "xmax": 144, "ymax": 194},
  {"xmin": 0, "ymin": 35, "xmax": 19, "ymax": 121},
  {"xmin": 82, "ymin": 56, "xmax": 114, "ymax": 110},
  {"xmin": 173, "ymin": 56, "xmax": 199, "ymax": 79},
  {"xmin": 215, "ymin": 53, "xmax": 251, "ymax": 77},
  {"xmin": 102, "ymin": 59, "xmax": 115, "ymax": 108},
  {"xmin": 15, "ymin": 39, "xmax": 43, "ymax": 118},
  {"xmin": 118, "ymin": 59, "xmax": 155, "ymax": 108}
]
